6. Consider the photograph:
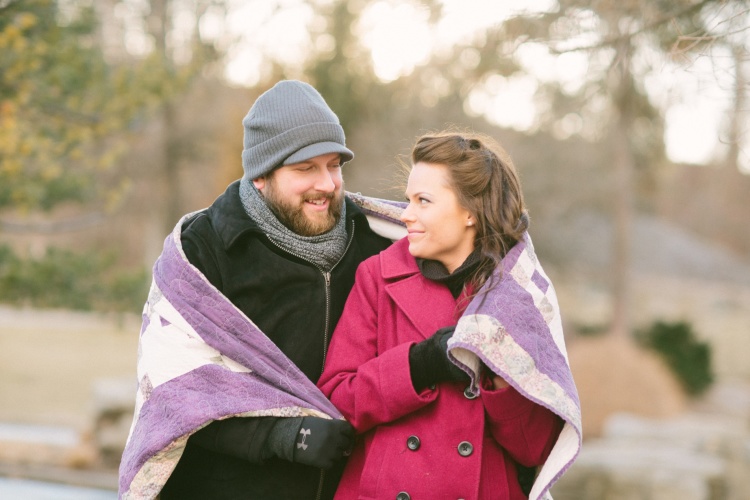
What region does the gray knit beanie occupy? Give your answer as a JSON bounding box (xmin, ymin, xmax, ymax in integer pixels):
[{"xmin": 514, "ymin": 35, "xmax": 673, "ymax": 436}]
[{"xmin": 241, "ymin": 80, "xmax": 354, "ymax": 181}]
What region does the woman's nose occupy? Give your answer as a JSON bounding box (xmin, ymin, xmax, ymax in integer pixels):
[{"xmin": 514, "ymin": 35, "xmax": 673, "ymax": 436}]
[{"xmin": 400, "ymin": 203, "xmax": 415, "ymax": 223}]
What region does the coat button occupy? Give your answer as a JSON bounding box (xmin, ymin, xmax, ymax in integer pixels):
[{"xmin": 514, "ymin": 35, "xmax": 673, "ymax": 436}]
[
  {"xmin": 406, "ymin": 435, "xmax": 421, "ymax": 451},
  {"xmin": 457, "ymin": 441, "xmax": 474, "ymax": 457},
  {"xmin": 463, "ymin": 387, "xmax": 479, "ymax": 399},
  {"xmin": 396, "ymin": 492, "xmax": 411, "ymax": 500}
]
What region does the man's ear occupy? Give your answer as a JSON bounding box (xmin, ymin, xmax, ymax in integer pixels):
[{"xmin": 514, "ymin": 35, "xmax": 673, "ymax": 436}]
[{"xmin": 253, "ymin": 177, "xmax": 266, "ymax": 191}]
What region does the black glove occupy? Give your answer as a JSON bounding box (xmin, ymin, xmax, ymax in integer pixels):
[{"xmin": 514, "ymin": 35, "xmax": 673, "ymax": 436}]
[
  {"xmin": 409, "ymin": 325, "xmax": 470, "ymax": 392},
  {"xmin": 263, "ymin": 416, "xmax": 354, "ymax": 469}
]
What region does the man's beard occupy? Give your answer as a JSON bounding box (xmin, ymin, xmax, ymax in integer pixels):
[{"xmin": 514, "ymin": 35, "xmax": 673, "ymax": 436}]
[{"xmin": 263, "ymin": 180, "xmax": 344, "ymax": 237}]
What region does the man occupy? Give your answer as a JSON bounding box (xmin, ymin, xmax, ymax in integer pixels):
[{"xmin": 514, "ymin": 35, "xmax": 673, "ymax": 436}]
[{"xmin": 118, "ymin": 81, "xmax": 391, "ymax": 499}]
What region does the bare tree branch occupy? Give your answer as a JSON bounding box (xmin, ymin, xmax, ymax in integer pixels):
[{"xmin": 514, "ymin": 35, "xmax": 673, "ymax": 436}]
[{"xmin": 548, "ymin": 0, "xmax": 717, "ymax": 53}]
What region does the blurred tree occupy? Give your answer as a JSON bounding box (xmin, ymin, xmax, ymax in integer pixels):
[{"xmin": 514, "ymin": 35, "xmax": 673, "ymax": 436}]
[
  {"xmin": 667, "ymin": 1, "xmax": 750, "ymax": 172},
  {"xmin": 75, "ymin": 0, "xmax": 228, "ymax": 266},
  {"xmin": 139, "ymin": 0, "xmax": 223, "ymax": 231},
  {"xmin": 3, "ymin": 0, "xmax": 747, "ymax": 312},
  {"xmin": 665, "ymin": 3, "xmax": 750, "ymax": 258},
  {"xmin": 357, "ymin": 0, "xmax": 747, "ymax": 337},
  {"xmin": 471, "ymin": 0, "xmax": 739, "ymax": 338},
  {"xmin": 0, "ymin": 0, "xmax": 168, "ymax": 224},
  {"xmin": 0, "ymin": 0, "xmax": 208, "ymax": 310}
]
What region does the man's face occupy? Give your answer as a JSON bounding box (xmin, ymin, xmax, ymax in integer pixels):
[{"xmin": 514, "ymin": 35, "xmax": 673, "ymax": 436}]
[{"xmin": 253, "ymin": 152, "xmax": 345, "ymax": 236}]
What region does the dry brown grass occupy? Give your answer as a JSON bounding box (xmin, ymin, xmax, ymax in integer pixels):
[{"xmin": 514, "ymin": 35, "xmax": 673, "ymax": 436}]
[
  {"xmin": 567, "ymin": 334, "xmax": 688, "ymax": 439},
  {"xmin": 0, "ymin": 307, "xmax": 140, "ymax": 430}
]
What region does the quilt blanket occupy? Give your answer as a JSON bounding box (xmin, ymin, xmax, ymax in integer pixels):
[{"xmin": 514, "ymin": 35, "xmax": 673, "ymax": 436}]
[
  {"xmin": 350, "ymin": 193, "xmax": 582, "ymax": 500},
  {"xmin": 118, "ymin": 210, "xmax": 343, "ymax": 499},
  {"xmin": 120, "ymin": 193, "xmax": 581, "ymax": 500}
]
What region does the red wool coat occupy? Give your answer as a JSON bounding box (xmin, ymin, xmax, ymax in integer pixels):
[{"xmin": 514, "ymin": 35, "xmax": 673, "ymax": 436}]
[{"xmin": 318, "ymin": 238, "xmax": 563, "ymax": 500}]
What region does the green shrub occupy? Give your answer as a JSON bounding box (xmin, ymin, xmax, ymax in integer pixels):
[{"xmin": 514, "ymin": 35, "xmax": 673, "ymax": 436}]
[
  {"xmin": 574, "ymin": 323, "xmax": 608, "ymax": 337},
  {"xmin": 636, "ymin": 320, "xmax": 714, "ymax": 396},
  {"xmin": 0, "ymin": 244, "xmax": 148, "ymax": 313}
]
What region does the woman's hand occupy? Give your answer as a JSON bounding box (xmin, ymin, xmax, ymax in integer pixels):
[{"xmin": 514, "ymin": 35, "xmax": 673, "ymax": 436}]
[{"xmin": 491, "ymin": 374, "xmax": 509, "ymax": 390}]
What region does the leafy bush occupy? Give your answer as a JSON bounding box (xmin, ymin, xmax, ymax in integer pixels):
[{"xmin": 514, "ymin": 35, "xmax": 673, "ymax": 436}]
[
  {"xmin": 636, "ymin": 320, "xmax": 714, "ymax": 396},
  {"xmin": 0, "ymin": 244, "xmax": 147, "ymax": 312}
]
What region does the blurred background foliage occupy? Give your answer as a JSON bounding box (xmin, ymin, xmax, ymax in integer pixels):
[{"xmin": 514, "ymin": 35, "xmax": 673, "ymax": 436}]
[
  {"xmin": 636, "ymin": 320, "xmax": 714, "ymax": 396},
  {"xmin": 0, "ymin": 0, "xmax": 748, "ymax": 328}
]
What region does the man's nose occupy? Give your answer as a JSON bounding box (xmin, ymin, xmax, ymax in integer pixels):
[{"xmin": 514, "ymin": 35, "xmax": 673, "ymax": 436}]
[{"xmin": 314, "ymin": 168, "xmax": 337, "ymax": 192}]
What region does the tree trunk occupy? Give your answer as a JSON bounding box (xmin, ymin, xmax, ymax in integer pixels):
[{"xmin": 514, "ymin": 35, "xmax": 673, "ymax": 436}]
[
  {"xmin": 140, "ymin": 0, "xmax": 180, "ymax": 269},
  {"xmin": 725, "ymin": 45, "xmax": 746, "ymax": 173},
  {"xmin": 611, "ymin": 115, "xmax": 634, "ymax": 339},
  {"xmin": 610, "ymin": 41, "xmax": 636, "ymax": 339}
]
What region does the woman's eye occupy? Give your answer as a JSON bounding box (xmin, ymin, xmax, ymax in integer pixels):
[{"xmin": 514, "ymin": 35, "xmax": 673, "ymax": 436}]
[{"xmin": 419, "ymin": 198, "xmax": 429, "ymax": 205}]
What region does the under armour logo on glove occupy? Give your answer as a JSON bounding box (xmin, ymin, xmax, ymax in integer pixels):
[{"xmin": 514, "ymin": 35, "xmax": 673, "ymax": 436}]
[
  {"xmin": 290, "ymin": 417, "xmax": 354, "ymax": 469},
  {"xmin": 297, "ymin": 428, "xmax": 311, "ymax": 450}
]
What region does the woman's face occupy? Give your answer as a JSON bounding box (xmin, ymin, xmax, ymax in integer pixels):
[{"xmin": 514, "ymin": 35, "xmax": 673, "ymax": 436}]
[{"xmin": 401, "ymin": 162, "xmax": 476, "ymax": 273}]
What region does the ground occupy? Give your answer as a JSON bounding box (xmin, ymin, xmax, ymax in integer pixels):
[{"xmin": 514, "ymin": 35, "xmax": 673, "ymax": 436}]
[
  {"xmin": 0, "ymin": 304, "xmax": 690, "ymax": 441},
  {"xmin": 0, "ymin": 307, "xmax": 139, "ymax": 430}
]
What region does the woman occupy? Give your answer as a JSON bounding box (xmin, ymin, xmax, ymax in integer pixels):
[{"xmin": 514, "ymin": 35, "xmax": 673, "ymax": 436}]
[{"xmin": 318, "ymin": 131, "xmax": 566, "ymax": 499}]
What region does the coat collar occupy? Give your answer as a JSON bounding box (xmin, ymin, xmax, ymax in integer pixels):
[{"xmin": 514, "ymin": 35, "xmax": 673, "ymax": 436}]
[
  {"xmin": 380, "ymin": 237, "xmax": 419, "ymax": 278},
  {"xmin": 380, "ymin": 239, "xmax": 458, "ymax": 338}
]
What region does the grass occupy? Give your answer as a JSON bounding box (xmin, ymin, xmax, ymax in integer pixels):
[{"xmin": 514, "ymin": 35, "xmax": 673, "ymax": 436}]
[{"xmin": 0, "ymin": 307, "xmax": 140, "ymax": 431}]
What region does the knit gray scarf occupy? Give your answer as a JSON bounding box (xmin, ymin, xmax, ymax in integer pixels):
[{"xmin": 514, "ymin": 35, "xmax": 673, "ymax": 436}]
[{"xmin": 239, "ymin": 179, "xmax": 348, "ymax": 271}]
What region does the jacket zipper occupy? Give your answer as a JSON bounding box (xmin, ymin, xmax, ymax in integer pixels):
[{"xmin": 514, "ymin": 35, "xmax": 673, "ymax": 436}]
[
  {"xmin": 316, "ymin": 469, "xmax": 325, "ymax": 500},
  {"xmin": 266, "ymin": 220, "xmax": 356, "ymax": 500},
  {"xmin": 322, "ymin": 220, "xmax": 355, "ymax": 367},
  {"xmin": 266, "ymin": 220, "xmax": 356, "ymax": 372}
]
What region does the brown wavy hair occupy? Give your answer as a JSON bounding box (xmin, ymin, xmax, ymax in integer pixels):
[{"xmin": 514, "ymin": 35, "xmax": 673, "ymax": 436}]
[{"xmin": 410, "ymin": 131, "xmax": 529, "ymax": 294}]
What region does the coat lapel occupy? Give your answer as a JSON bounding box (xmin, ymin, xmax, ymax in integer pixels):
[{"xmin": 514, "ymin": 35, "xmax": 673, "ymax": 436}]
[{"xmin": 381, "ymin": 239, "xmax": 458, "ymax": 339}]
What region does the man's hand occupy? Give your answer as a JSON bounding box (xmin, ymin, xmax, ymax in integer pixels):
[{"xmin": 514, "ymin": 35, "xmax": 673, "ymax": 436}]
[{"xmin": 292, "ymin": 417, "xmax": 354, "ymax": 469}]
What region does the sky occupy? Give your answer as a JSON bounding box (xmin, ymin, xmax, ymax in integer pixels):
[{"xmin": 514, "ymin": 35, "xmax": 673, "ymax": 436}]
[{"xmin": 194, "ymin": 0, "xmax": 745, "ymax": 169}]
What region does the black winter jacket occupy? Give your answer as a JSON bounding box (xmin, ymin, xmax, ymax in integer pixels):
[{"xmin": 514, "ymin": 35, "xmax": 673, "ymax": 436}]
[{"xmin": 159, "ymin": 181, "xmax": 391, "ymax": 500}]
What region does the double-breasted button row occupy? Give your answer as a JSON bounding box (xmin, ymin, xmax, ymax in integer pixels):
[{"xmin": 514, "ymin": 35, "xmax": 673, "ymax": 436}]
[{"xmin": 406, "ymin": 435, "xmax": 473, "ymax": 457}]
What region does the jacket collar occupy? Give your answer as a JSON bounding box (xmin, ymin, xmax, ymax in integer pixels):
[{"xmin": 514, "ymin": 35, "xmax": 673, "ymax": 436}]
[
  {"xmin": 380, "ymin": 237, "xmax": 419, "ymax": 279},
  {"xmin": 208, "ymin": 180, "xmax": 367, "ymax": 251},
  {"xmin": 380, "ymin": 239, "xmax": 458, "ymax": 338}
]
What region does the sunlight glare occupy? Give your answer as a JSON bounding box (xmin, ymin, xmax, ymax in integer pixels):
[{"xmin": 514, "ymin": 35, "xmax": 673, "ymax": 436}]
[
  {"xmin": 665, "ymin": 104, "xmax": 721, "ymax": 165},
  {"xmin": 218, "ymin": 0, "xmax": 736, "ymax": 169},
  {"xmin": 225, "ymin": 1, "xmax": 313, "ymax": 86},
  {"xmin": 436, "ymin": 0, "xmax": 556, "ymax": 48},
  {"xmin": 646, "ymin": 54, "xmax": 734, "ymax": 166},
  {"xmin": 466, "ymin": 74, "xmax": 539, "ymax": 131},
  {"xmin": 358, "ymin": 1, "xmax": 432, "ymax": 82}
]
